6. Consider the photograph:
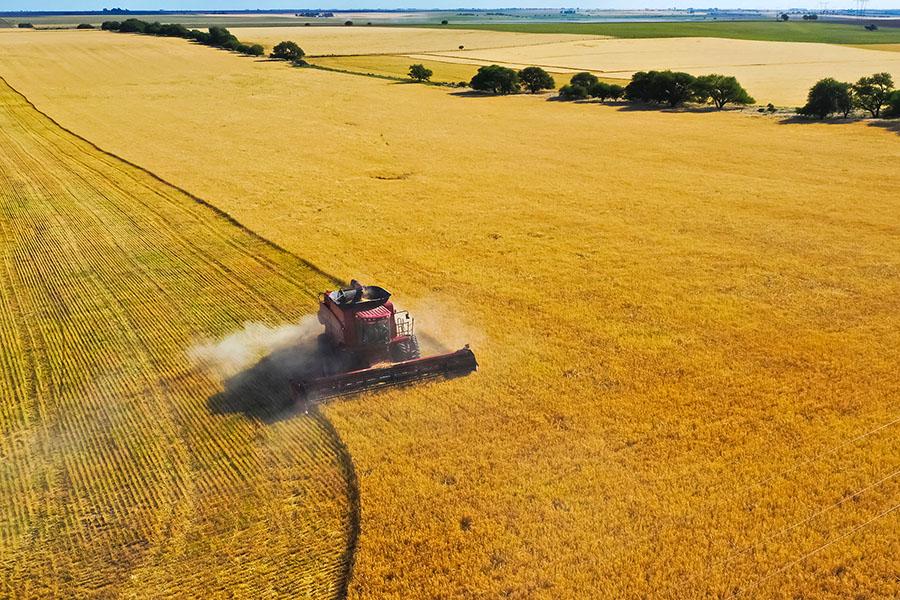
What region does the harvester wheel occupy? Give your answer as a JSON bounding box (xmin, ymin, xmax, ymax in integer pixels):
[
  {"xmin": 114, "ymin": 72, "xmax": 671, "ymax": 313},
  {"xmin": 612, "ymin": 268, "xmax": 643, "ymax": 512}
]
[
  {"xmin": 392, "ymin": 335, "xmax": 421, "ymax": 362},
  {"xmin": 317, "ymin": 334, "xmax": 335, "ymax": 376}
]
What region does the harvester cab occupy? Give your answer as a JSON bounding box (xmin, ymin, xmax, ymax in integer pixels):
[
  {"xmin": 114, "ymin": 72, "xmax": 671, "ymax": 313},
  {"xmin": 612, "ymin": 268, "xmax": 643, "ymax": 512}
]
[{"xmin": 290, "ymin": 280, "xmax": 477, "ymax": 406}]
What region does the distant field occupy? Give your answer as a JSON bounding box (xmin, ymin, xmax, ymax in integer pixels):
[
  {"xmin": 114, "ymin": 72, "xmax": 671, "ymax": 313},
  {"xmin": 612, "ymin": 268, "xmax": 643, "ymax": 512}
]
[
  {"xmin": 848, "ymin": 42, "xmax": 900, "ymax": 52},
  {"xmin": 407, "ymin": 36, "xmax": 900, "ymax": 105},
  {"xmin": 5, "ymin": 31, "xmax": 900, "ymax": 600},
  {"xmin": 0, "ymin": 74, "xmax": 355, "ymax": 598},
  {"xmin": 311, "ymin": 55, "xmax": 481, "ymax": 84},
  {"xmin": 437, "ymin": 21, "xmax": 900, "ymax": 44},
  {"xmin": 232, "ymin": 26, "xmax": 593, "ymax": 55}
]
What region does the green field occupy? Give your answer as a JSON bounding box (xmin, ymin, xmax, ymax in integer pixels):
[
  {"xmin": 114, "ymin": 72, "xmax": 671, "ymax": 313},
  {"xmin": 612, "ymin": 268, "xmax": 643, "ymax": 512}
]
[{"xmin": 436, "ymin": 21, "xmax": 900, "ymax": 44}]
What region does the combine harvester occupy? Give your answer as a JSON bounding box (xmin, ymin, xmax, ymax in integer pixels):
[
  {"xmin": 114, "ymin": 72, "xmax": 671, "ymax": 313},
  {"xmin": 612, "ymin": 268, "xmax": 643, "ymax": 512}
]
[{"xmin": 290, "ymin": 280, "xmax": 477, "ymax": 406}]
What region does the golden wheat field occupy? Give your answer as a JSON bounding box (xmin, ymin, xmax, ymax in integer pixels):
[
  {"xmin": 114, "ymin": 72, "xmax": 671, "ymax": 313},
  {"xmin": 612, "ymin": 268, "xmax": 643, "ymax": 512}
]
[
  {"xmin": 0, "ymin": 76, "xmax": 357, "ymax": 599},
  {"xmin": 232, "ymin": 26, "xmax": 593, "ymax": 55},
  {"xmin": 3, "ymin": 28, "xmax": 900, "ymax": 600}
]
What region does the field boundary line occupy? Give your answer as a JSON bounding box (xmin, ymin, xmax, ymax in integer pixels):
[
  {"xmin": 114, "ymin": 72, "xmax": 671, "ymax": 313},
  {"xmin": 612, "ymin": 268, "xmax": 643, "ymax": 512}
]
[{"xmin": 0, "ymin": 74, "xmax": 345, "ymax": 290}]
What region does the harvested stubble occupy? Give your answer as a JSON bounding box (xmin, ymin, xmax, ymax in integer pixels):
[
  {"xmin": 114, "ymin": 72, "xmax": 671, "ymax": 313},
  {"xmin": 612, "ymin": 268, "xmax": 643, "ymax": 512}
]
[{"xmin": 0, "ymin": 79, "xmax": 356, "ymax": 599}]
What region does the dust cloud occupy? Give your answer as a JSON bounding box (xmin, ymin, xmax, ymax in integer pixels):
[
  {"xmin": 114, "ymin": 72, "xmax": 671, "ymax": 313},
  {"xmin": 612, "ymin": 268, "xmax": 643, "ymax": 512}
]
[{"xmin": 188, "ymin": 317, "xmax": 321, "ymax": 379}]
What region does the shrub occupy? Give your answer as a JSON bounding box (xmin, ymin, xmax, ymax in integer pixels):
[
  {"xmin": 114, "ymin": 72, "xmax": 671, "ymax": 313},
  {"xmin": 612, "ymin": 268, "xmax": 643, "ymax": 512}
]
[
  {"xmin": 101, "ymin": 21, "xmax": 121, "ymax": 30},
  {"xmin": 408, "ymin": 64, "xmax": 433, "ymax": 82},
  {"xmin": 518, "ymin": 66, "xmax": 554, "ymax": 94},
  {"xmin": 865, "ymin": 23, "xmax": 879, "ymax": 31},
  {"xmin": 345, "ymin": 20, "xmax": 353, "ymax": 26},
  {"xmin": 798, "ymin": 78, "xmax": 853, "ymax": 118},
  {"xmin": 441, "ymin": 19, "xmax": 449, "ymax": 25},
  {"xmin": 143, "ymin": 22, "xmax": 162, "ymax": 35},
  {"xmin": 248, "ymin": 44, "xmax": 265, "ymax": 56},
  {"xmin": 270, "ymin": 40, "xmax": 305, "ymax": 61},
  {"xmin": 558, "ymin": 84, "xmax": 589, "ymax": 100},
  {"xmin": 852, "ymin": 72, "xmax": 894, "ymax": 118},
  {"xmin": 570, "ymin": 72, "xmax": 599, "ymax": 89},
  {"xmin": 77, "ymin": 23, "xmax": 95, "ymax": 29},
  {"xmin": 608, "ymin": 84, "xmax": 625, "ymax": 101},
  {"xmin": 767, "ymin": 103, "xmax": 776, "ymax": 112},
  {"xmin": 189, "ymin": 30, "xmax": 211, "ymax": 44},
  {"xmin": 17, "ymin": 23, "xmax": 34, "ymax": 28},
  {"xmin": 692, "ymin": 74, "xmax": 755, "ymax": 109},
  {"xmin": 221, "ymin": 38, "xmax": 241, "ymax": 51},
  {"xmin": 236, "ymin": 44, "xmax": 251, "ymax": 54},
  {"xmin": 469, "ymin": 65, "xmax": 520, "ymax": 95},
  {"xmin": 159, "ymin": 23, "xmax": 190, "ymax": 37}
]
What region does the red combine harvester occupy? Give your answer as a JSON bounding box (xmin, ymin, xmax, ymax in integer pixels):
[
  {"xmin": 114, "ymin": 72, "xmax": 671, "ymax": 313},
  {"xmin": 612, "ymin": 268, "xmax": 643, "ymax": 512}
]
[{"xmin": 290, "ymin": 280, "xmax": 477, "ymax": 405}]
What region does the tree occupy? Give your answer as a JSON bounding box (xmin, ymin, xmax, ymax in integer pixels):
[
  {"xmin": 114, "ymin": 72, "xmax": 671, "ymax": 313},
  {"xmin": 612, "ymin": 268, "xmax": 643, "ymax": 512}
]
[
  {"xmin": 625, "ymin": 71, "xmax": 655, "ymax": 103},
  {"xmin": 144, "ymin": 21, "xmax": 162, "ymax": 35},
  {"xmin": 692, "ymin": 74, "xmax": 755, "ymax": 109},
  {"xmin": 798, "ymin": 78, "xmax": 853, "ymax": 118},
  {"xmin": 441, "ymin": 19, "xmax": 449, "ymax": 25},
  {"xmin": 208, "ymin": 26, "xmax": 236, "ymax": 47},
  {"xmin": 101, "ymin": 21, "xmax": 121, "ymax": 30},
  {"xmin": 518, "ymin": 66, "xmax": 555, "ymax": 94},
  {"xmin": 780, "ymin": 13, "xmax": 789, "ymax": 21},
  {"xmin": 570, "ymin": 72, "xmax": 599, "ymax": 89},
  {"xmin": 608, "ymin": 84, "xmax": 625, "ymax": 101},
  {"xmin": 17, "ymin": 23, "xmax": 34, "ymax": 28},
  {"xmin": 344, "ymin": 20, "xmax": 353, "ymax": 26},
  {"xmin": 469, "ymin": 65, "xmax": 520, "ymax": 95},
  {"xmin": 852, "ymin": 72, "xmax": 894, "ymax": 118},
  {"xmin": 558, "ymin": 84, "xmax": 589, "ymax": 100},
  {"xmin": 248, "ymin": 44, "xmax": 265, "ymax": 56},
  {"xmin": 588, "ymin": 81, "xmax": 612, "ymax": 100},
  {"xmin": 884, "ymin": 90, "xmax": 900, "ymax": 118},
  {"xmin": 77, "ymin": 23, "xmax": 95, "ymax": 29},
  {"xmin": 408, "ymin": 64, "xmax": 433, "ymax": 82},
  {"xmin": 270, "ymin": 40, "xmax": 305, "ymax": 61}
]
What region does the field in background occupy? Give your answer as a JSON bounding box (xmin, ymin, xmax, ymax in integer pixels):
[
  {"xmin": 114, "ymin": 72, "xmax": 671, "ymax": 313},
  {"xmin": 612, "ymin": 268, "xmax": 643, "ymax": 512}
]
[
  {"xmin": 438, "ymin": 20, "xmax": 900, "ymax": 44},
  {"xmin": 0, "ymin": 76, "xmax": 356, "ymax": 599},
  {"xmin": 400, "ymin": 37, "xmax": 900, "ymax": 106},
  {"xmin": 233, "ymin": 26, "xmax": 593, "ymax": 55},
  {"xmin": 3, "ymin": 31, "xmax": 900, "ymax": 600},
  {"xmin": 225, "ymin": 26, "xmax": 900, "ymax": 105}
]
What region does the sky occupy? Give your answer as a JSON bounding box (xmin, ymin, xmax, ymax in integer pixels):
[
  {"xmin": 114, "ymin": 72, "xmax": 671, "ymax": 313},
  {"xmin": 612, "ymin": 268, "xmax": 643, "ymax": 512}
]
[{"xmin": 1, "ymin": 0, "xmax": 894, "ymax": 12}]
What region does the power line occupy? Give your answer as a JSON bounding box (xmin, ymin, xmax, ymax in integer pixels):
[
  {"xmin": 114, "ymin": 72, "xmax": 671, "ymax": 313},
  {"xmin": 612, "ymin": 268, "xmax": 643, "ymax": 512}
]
[
  {"xmin": 725, "ymin": 501, "xmax": 900, "ymax": 599},
  {"xmin": 661, "ymin": 464, "xmax": 900, "ymax": 597}
]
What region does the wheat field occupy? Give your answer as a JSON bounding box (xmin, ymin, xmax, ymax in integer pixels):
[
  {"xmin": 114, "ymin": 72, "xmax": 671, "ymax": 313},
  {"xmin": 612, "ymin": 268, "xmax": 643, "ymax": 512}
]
[
  {"xmin": 228, "ymin": 26, "xmax": 900, "ymax": 105},
  {"xmin": 3, "ymin": 29, "xmax": 900, "ymax": 600},
  {"xmin": 0, "ymin": 76, "xmax": 357, "ymax": 599}
]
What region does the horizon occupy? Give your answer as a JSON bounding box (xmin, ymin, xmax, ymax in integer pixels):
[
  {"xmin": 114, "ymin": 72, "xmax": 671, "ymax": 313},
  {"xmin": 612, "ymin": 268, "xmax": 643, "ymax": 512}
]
[{"xmin": 4, "ymin": 3, "xmax": 900, "ymax": 14}]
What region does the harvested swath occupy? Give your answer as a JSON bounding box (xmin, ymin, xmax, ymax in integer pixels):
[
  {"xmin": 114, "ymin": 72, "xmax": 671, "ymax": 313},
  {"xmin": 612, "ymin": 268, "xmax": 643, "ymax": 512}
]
[{"xmin": 0, "ymin": 79, "xmax": 357, "ymax": 599}]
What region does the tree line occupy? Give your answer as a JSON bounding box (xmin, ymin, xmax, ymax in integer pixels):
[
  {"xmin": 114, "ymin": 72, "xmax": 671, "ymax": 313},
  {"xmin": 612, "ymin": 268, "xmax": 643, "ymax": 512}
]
[
  {"xmin": 101, "ymin": 19, "xmax": 264, "ymax": 57},
  {"xmin": 798, "ymin": 73, "xmax": 898, "ymax": 119},
  {"xmin": 458, "ymin": 65, "xmax": 755, "ymax": 110}
]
